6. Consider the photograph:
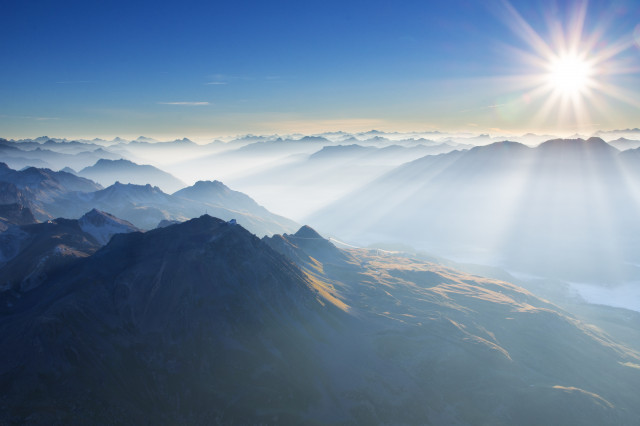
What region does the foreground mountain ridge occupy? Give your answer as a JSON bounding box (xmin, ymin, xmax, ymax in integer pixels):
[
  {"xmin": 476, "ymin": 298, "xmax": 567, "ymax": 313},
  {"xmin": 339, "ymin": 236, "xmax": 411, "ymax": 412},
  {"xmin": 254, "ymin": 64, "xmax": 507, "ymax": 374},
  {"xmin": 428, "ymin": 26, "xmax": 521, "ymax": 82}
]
[{"xmin": 2, "ymin": 216, "xmax": 638, "ymax": 423}]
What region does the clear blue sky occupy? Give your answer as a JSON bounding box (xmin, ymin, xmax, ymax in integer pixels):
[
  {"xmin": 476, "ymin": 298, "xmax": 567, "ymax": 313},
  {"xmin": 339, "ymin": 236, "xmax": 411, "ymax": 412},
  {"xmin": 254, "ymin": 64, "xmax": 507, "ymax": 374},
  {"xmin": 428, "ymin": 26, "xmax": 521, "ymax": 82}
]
[{"xmin": 1, "ymin": 0, "xmax": 638, "ymax": 139}]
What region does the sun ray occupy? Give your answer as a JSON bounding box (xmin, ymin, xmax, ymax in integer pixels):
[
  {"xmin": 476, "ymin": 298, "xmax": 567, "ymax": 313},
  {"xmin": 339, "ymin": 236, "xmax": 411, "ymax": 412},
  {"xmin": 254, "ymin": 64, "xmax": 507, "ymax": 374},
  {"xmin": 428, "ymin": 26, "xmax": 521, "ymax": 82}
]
[{"xmin": 495, "ymin": 1, "xmax": 639, "ymax": 132}]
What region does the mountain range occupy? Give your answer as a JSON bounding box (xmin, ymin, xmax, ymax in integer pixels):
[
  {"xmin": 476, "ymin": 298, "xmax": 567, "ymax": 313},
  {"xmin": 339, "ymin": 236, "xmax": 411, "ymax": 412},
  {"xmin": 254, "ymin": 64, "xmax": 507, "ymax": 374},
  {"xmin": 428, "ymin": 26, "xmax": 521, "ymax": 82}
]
[
  {"xmin": 1, "ymin": 216, "xmax": 639, "ymax": 424},
  {"xmin": 0, "ymin": 162, "xmax": 297, "ymax": 236},
  {"xmin": 309, "ymin": 137, "xmax": 640, "ymax": 283},
  {"xmin": 0, "ymin": 209, "xmax": 139, "ymax": 292},
  {"xmin": 79, "ymin": 158, "xmax": 186, "ymax": 193},
  {"xmin": 3, "ymin": 131, "xmax": 640, "ymax": 423}
]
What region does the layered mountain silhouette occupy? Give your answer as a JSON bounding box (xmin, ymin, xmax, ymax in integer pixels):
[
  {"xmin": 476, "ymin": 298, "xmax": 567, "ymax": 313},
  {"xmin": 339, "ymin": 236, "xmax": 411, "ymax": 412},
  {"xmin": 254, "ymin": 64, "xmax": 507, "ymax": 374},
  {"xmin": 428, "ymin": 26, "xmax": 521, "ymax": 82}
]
[
  {"xmin": 46, "ymin": 180, "xmax": 298, "ymax": 235},
  {"xmin": 173, "ymin": 179, "xmax": 277, "ymax": 215},
  {"xmin": 79, "ymin": 158, "xmax": 186, "ymax": 193},
  {"xmin": 0, "ymin": 163, "xmax": 297, "ymax": 236},
  {"xmin": 0, "ymin": 162, "xmax": 102, "ymax": 219},
  {"xmin": 1, "ymin": 218, "xmax": 639, "ymax": 424},
  {"xmin": 0, "ymin": 209, "xmax": 139, "ymax": 292},
  {"xmin": 0, "ymin": 138, "xmax": 122, "ymax": 170},
  {"xmin": 310, "ymin": 137, "xmax": 640, "ymax": 282}
]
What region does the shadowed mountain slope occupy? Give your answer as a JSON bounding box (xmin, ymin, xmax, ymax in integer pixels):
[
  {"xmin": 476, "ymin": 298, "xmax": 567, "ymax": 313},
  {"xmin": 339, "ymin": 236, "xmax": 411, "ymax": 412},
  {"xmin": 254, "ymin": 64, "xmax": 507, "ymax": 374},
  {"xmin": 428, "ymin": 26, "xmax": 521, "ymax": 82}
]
[
  {"xmin": 0, "ymin": 216, "xmax": 349, "ymax": 424},
  {"xmin": 1, "ymin": 220, "xmax": 640, "ymax": 423},
  {"xmin": 0, "ymin": 204, "xmax": 36, "ymax": 231},
  {"xmin": 0, "ymin": 210, "xmax": 139, "ymax": 292}
]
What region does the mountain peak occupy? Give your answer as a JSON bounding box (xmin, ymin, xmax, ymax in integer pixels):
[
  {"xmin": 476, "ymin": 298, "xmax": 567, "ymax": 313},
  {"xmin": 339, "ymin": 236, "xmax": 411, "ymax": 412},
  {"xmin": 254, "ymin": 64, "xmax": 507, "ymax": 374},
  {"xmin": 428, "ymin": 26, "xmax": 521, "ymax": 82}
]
[
  {"xmin": 538, "ymin": 136, "xmax": 612, "ymax": 150},
  {"xmin": 193, "ymin": 179, "xmax": 227, "ymax": 189},
  {"xmin": 470, "ymin": 140, "xmax": 528, "ymax": 152},
  {"xmin": 294, "ymin": 225, "xmax": 324, "ymax": 239},
  {"xmin": 78, "ymin": 209, "xmax": 140, "ymax": 245},
  {"xmin": 93, "ymin": 158, "xmax": 134, "ymax": 167}
]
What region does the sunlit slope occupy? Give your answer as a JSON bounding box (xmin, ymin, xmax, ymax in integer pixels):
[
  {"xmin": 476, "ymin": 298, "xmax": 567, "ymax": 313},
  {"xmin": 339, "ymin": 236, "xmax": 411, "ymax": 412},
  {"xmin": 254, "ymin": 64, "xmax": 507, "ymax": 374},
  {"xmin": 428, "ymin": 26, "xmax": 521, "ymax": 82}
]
[
  {"xmin": 2, "ymin": 218, "xmax": 639, "ymax": 424},
  {"xmin": 309, "ymin": 138, "xmax": 640, "ymax": 282},
  {"xmin": 265, "ymin": 227, "xmax": 640, "ymax": 424}
]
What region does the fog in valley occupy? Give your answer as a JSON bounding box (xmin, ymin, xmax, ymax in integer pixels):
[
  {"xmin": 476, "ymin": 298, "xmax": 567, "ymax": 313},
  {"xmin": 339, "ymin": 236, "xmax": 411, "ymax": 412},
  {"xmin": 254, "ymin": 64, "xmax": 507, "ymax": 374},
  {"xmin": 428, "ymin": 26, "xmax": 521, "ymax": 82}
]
[{"xmin": 4, "ymin": 129, "xmax": 640, "ymax": 423}]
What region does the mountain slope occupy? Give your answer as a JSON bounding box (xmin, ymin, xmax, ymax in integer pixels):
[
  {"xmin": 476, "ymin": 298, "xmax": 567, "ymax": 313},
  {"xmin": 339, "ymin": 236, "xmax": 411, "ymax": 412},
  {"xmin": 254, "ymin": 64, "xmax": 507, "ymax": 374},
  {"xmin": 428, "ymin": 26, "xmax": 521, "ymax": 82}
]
[
  {"xmin": 79, "ymin": 159, "xmax": 186, "ymax": 193},
  {"xmin": 173, "ymin": 180, "xmax": 298, "ymax": 232},
  {"xmin": 0, "ymin": 210, "xmax": 140, "ymax": 292},
  {"xmin": 309, "ymin": 138, "xmax": 640, "ymax": 282},
  {"xmin": 0, "ymin": 163, "xmax": 102, "ymax": 220},
  {"xmin": 0, "ymin": 204, "xmax": 36, "ymax": 231},
  {"xmin": 265, "ymin": 226, "xmax": 640, "ymax": 425},
  {"xmin": 2, "ymin": 219, "xmax": 639, "ymax": 424},
  {"xmin": 0, "ymin": 216, "xmax": 348, "ymax": 424},
  {"xmin": 46, "ymin": 181, "xmax": 299, "ymax": 236},
  {"xmin": 77, "ymin": 208, "xmax": 141, "ymax": 245}
]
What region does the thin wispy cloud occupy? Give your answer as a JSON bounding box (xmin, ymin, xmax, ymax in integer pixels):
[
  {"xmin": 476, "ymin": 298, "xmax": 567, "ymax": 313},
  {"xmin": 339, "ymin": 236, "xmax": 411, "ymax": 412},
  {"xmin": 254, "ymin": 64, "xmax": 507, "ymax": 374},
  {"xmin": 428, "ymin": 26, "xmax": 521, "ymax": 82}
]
[
  {"xmin": 0, "ymin": 114, "xmax": 59, "ymax": 120},
  {"xmin": 458, "ymin": 102, "xmax": 511, "ymax": 113},
  {"xmin": 55, "ymin": 80, "xmax": 92, "ymax": 84},
  {"xmin": 157, "ymin": 101, "xmax": 210, "ymax": 106},
  {"xmin": 205, "ymin": 82, "xmax": 227, "ymax": 85}
]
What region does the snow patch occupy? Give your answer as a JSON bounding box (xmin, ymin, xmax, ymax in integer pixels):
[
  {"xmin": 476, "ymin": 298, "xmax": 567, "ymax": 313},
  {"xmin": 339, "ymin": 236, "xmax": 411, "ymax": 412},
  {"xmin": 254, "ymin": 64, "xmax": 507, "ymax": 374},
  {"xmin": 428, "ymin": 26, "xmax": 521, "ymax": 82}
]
[{"xmin": 78, "ymin": 209, "xmax": 139, "ymax": 245}]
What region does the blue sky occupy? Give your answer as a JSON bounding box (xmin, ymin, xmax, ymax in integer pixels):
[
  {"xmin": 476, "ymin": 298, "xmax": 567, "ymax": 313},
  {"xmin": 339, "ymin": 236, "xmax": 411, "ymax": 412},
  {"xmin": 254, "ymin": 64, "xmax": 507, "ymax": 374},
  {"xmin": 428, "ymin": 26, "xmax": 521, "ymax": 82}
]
[{"xmin": 1, "ymin": 0, "xmax": 639, "ymax": 139}]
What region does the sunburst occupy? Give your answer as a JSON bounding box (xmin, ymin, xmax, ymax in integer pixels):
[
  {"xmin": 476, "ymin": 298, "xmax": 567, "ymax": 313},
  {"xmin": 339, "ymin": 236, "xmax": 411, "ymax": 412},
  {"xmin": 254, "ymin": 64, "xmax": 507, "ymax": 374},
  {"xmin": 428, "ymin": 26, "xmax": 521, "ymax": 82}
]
[
  {"xmin": 496, "ymin": 1, "xmax": 639, "ymax": 132},
  {"xmin": 546, "ymin": 53, "xmax": 594, "ymax": 97}
]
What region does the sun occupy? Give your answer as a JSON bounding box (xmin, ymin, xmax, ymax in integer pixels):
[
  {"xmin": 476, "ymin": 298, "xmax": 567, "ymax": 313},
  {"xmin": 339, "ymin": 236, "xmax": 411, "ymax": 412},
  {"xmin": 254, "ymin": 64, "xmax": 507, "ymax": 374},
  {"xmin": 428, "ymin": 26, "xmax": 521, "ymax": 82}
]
[
  {"xmin": 494, "ymin": 1, "xmax": 639, "ymax": 131},
  {"xmin": 546, "ymin": 53, "xmax": 594, "ymax": 97}
]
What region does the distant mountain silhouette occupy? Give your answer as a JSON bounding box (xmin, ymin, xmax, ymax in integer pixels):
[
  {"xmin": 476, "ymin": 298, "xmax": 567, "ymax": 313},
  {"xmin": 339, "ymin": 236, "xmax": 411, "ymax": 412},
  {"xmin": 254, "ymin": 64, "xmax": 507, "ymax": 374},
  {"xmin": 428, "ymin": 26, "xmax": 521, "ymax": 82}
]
[
  {"xmin": 0, "ymin": 139, "xmax": 122, "ymax": 170},
  {"xmin": 173, "ymin": 180, "xmax": 277, "ymax": 216},
  {"xmin": 608, "ymin": 137, "xmax": 640, "ymax": 151},
  {"xmin": 45, "ymin": 180, "xmax": 298, "ymax": 235},
  {"xmin": 79, "ymin": 159, "xmax": 186, "ymax": 193},
  {"xmin": 0, "ymin": 163, "xmax": 102, "ymax": 219},
  {"xmin": 310, "ymin": 137, "xmax": 640, "ymax": 282}
]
